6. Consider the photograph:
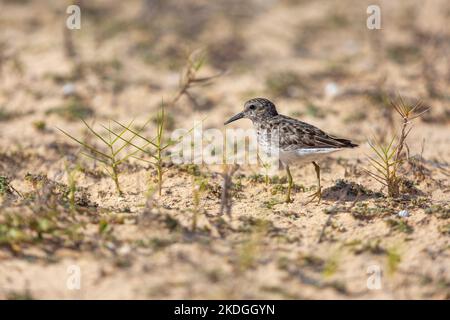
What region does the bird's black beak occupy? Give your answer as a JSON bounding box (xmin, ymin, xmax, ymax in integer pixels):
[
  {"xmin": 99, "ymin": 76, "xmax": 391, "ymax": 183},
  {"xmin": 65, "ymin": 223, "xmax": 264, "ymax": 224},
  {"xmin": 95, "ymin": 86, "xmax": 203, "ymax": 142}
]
[{"xmin": 224, "ymin": 112, "xmax": 244, "ymax": 125}]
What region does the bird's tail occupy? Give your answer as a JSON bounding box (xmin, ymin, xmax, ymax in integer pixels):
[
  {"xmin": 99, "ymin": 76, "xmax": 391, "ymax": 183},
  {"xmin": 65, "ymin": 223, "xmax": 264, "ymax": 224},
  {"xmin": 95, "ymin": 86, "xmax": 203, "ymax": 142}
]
[{"xmin": 335, "ymin": 138, "xmax": 358, "ymax": 148}]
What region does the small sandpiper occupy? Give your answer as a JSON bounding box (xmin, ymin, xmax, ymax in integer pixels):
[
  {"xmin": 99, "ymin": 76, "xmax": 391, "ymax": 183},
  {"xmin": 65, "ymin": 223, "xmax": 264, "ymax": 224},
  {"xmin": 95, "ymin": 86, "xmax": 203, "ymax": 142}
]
[{"xmin": 224, "ymin": 98, "xmax": 358, "ymax": 203}]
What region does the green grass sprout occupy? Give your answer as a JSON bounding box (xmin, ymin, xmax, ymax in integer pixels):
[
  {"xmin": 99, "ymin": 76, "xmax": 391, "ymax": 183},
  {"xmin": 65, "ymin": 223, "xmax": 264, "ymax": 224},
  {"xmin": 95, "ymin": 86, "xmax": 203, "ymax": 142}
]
[{"xmin": 58, "ymin": 118, "xmax": 151, "ymax": 195}]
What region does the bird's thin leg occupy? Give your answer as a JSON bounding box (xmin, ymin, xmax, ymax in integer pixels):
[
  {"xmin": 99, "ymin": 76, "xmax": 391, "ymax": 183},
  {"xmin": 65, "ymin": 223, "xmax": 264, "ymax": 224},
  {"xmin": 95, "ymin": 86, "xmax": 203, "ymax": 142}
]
[
  {"xmin": 285, "ymin": 165, "xmax": 293, "ymax": 203},
  {"xmin": 307, "ymin": 161, "xmax": 322, "ymax": 204},
  {"xmin": 314, "ymin": 161, "xmax": 321, "ymax": 197}
]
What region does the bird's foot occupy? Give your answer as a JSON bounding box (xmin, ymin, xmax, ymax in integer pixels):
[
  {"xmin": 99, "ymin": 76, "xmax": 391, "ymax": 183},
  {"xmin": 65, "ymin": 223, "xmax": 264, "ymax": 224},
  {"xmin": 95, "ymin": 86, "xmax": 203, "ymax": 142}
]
[
  {"xmin": 305, "ymin": 186, "xmax": 322, "ymax": 204},
  {"xmin": 285, "ymin": 195, "xmax": 294, "ymax": 203}
]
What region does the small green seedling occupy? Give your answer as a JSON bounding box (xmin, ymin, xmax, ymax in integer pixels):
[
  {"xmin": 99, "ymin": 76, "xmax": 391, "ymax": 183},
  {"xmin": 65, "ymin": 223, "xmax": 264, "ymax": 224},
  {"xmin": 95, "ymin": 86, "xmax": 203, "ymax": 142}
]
[
  {"xmin": 106, "ymin": 102, "xmax": 201, "ymax": 195},
  {"xmin": 365, "ymin": 97, "xmax": 428, "ymax": 197},
  {"xmin": 58, "ymin": 118, "xmax": 149, "ymax": 195},
  {"xmin": 365, "ymin": 137, "xmax": 401, "ymax": 197}
]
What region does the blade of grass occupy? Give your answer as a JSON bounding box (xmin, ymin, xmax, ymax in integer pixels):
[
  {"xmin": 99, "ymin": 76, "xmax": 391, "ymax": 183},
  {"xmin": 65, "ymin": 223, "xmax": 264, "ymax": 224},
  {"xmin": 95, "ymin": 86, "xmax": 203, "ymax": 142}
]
[
  {"xmin": 80, "ymin": 152, "xmax": 109, "ymax": 165},
  {"xmin": 57, "ymin": 127, "xmax": 113, "ymax": 160},
  {"xmin": 81, "ymin": 118, "xmax": 111, "ymax": 147},
  {"xmin": 112, "ymin": 120, "xmax": 159, "ymax": 149},
  {"xmin": 111, "ymin": 119, "xmax": 134, "ymax": 146},
  {"xmin": 101, "ymin": 125, "xmax": 158, "ymax": 161}
]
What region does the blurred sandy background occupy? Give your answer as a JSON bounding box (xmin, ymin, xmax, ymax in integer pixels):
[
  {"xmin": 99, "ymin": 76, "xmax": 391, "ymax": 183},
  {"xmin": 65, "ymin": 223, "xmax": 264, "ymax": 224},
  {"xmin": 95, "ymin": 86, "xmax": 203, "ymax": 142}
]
[{"xmin": 0, "ymin": 0, "xmax": 449, "ymax": 299}]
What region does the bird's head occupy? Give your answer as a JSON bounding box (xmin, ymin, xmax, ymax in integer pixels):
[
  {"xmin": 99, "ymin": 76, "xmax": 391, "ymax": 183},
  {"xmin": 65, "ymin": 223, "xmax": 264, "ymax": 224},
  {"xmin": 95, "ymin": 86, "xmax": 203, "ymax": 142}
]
[{"xmin": 224, "ymin": 98, "xmax": 278, "ymax": 125}]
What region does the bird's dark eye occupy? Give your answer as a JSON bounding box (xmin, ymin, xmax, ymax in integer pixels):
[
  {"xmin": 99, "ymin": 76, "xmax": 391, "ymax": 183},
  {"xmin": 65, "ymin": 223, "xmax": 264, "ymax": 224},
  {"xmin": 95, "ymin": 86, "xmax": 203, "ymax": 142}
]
[{"xmin": 249, "ymin": 105, "xmax": 256, "ymax": 110}]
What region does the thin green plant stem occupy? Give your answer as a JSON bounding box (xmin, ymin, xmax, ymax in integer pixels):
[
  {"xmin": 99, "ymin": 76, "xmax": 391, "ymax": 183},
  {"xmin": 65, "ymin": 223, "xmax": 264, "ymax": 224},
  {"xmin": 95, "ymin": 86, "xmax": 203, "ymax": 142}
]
[{"xmin": 58, "ymin": 118, "xmax": 149, "ymax": 195}]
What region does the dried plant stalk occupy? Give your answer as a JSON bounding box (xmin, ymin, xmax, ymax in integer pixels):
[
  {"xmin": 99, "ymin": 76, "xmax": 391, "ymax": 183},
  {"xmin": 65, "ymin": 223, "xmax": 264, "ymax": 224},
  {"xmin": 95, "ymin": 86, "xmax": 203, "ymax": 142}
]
[{"xmin": 219, "ymin": 164, "xmax": 239, "ymax": 217}]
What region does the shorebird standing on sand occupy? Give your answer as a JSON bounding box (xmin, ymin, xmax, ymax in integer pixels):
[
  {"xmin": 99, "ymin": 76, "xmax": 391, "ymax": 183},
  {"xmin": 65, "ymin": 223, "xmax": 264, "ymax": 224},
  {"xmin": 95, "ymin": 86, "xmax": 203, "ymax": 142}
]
[{"xmin": 224, "ymin": 98, "xmax": 358, "ymax": 203}]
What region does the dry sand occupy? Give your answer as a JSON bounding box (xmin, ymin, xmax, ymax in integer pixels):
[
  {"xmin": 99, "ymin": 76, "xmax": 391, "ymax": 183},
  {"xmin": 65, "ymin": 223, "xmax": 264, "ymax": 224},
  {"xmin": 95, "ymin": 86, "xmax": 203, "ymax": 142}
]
[{"xmin": 0, "ymin": 0, "xmax": 449, "ymax": 299}]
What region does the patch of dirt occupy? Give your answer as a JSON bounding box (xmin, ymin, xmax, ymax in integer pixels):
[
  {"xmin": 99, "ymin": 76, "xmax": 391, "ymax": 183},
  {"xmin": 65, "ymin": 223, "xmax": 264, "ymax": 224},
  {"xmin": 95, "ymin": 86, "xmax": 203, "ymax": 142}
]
[{"xmin": 0, "ymin": 0, "xmax": 449, "ymax": 299}]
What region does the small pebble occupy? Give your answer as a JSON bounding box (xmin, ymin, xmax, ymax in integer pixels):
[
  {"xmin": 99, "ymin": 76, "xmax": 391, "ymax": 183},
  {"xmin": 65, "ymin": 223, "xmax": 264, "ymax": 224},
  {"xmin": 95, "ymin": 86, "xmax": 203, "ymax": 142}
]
[
  {"xmin": 324, "ymin": 82, "xmax": 339, "ymax": 98},
  {"xmin": 398, "ymin": 210, "xmax": 410, "ymax": 218},
  {"xmin": 62, "ymin": 83, "xmax": 76, "ymax": 96},
  {"xmin": 118, "ymin": 245, "xmax": 131, "ymax": 256}
]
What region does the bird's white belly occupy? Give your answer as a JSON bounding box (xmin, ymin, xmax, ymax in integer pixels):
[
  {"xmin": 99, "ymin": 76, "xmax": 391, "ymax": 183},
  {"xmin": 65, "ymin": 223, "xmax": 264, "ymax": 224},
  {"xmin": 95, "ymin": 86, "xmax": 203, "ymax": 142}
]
[
  {"xmin": 257, "ymin": 132, "xmax": 343, "ymax": 166},
  {"xmin": 279, "ymin": 148, "xmax": 340, "ymax": 165}
]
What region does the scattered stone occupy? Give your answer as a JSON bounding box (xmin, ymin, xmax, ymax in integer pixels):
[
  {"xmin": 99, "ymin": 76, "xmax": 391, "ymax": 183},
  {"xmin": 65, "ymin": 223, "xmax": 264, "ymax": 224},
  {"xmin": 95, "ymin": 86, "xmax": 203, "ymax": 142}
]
[
  {"xmin": 62, "ymin": 83, "xmax": 76, "ymax": 96},
  {"xmin": 398, "ymin": 210, "xmax": 410, "ymax": 218},
  {"xmin": 324, "ymin": 82, "xmax": 339, "ymax": 98}
]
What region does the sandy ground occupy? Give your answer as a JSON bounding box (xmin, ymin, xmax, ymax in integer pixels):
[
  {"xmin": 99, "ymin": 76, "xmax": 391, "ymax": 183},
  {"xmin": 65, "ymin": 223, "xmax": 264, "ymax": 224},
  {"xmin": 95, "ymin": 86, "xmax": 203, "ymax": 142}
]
[{"xmin": 0, "ymin": 0, "xmax": 449, "ymax": 299}]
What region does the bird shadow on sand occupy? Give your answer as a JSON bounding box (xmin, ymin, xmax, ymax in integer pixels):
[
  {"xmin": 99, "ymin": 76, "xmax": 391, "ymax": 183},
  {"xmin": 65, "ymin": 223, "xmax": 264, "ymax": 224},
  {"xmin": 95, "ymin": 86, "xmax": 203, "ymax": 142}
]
[{"xmin": 321, "ymin": 179, "xmax": 384, "ymax": 202}]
